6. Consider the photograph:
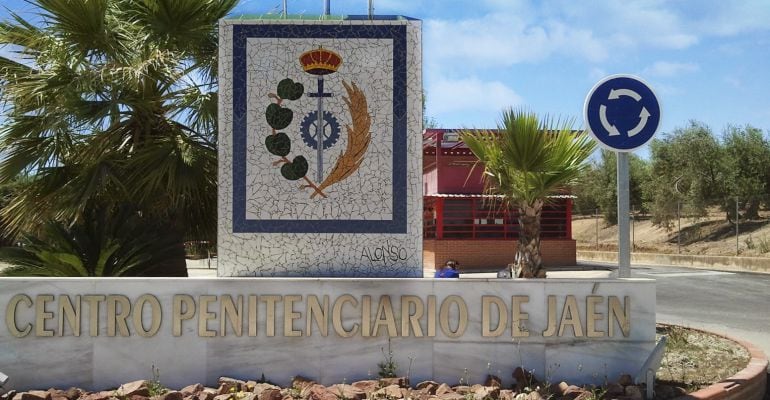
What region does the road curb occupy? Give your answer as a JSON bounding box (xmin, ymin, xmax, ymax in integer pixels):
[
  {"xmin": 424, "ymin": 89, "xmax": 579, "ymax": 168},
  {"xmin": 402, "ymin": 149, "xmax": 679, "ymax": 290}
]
[
  {"xmin": 659, "ymin": 324, "xmax": 768, "ymax": 400},
  {"xmin": 577, "ymin": 251, "xmax": 770, "ymax": 274}
]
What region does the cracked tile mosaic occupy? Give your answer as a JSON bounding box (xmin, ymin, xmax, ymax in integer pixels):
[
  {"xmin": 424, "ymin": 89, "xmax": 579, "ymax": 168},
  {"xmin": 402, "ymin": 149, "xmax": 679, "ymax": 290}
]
[{"xmin": 218, "ymin": 18, "xmax": 422, "ymax": 277}]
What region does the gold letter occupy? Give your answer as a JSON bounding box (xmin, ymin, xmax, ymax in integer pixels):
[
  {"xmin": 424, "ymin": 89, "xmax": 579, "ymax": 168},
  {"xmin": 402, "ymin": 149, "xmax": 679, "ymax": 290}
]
[
  {"xmin": 427, "ymin": 295, "xmax": 436, "ymax": 337},
  {"xmin": 260, "ymin": 295, "xmax": 281, "ymax": 337},
  {"xmin": 542, "ymin": 295, "xmax": 558, "ymax": 337},
  {"xmin": 198, "ymin": 295, "xmax": 217, "ymax": 337},
  {"xmin": 372, "ymin": 295, "xmax": 398, "ymax": 337},
  {"xmin": 6, "ymin": 294, "xmax": 32, "ymax": 337},
  {"xmin": 482, "ymin": 296, "xmax": 507, "ymax": 337},
  {"xmin": 284, "ymin": 295, "xmax": 302, "ymax": 337},
  {"xmin": 558, "ymin": 295, "xmax": 584, "ymax": 337},
  {"xmin": 511, "ymin": 296, "xmax": 530, "ymax": 338},
  {"xmin": 306, "ymin": 295, "xmax": 329, "ymax": 337},
  {"xmin": 248, "ymin": 295, "xmax": 258, "ymax": 337},
  {"xmin": 439, "ymin": 295, "xmax": 468, "ymax": 338},
  {"xmin": 133, "ymin": 294, "xmax": 161, "ymax": 337},
  {"xmin": 332, "ymin": 294, "xmax": 359, "ymax": 337},
  {"xmin": 83, "ymin": 295, "xmax": 105, "ymax": 337},
  {"xmin": 58, "ymin": 295, "xmax": 81, "ymax": 337},
  {"xmin": 173, "ymin": 294, "xmax": 195, "ymax": 336},
  {"xmin": 107, "ymin": 295, "xmax": 131, "ymax": 337},
  {"xmin": 586, "ymin": 296, "xmax": 605, "ymax": 338},
  {"xmin": 220, "ymin": 295, "xmax": 243, "ymax": 337},
  {"xmin": 609, "ymin": 296, "xmax": 631, "ymax": 337},
  {"xmin": 400, "ymin": 295, "xmax": 424, "ymax": 337},
  {"xmin": 361, "ymin": 295, "xmax": 372, "ymax": 337},
  {"xmin": 35, "ymin": 295, "xmax": 54, "ymax": 337}
]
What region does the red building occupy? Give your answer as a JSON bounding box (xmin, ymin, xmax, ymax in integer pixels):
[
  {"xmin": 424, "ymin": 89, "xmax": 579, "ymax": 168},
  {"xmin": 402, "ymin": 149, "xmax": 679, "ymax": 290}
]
[{"xmin": 423, "ymin": 129, "xmax": 576, "ymax": 272}]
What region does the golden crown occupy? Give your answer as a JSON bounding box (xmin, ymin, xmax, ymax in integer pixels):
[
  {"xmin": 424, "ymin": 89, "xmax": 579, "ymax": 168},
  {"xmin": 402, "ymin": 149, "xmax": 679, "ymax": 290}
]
[{"xmin": 299, "ymin": 47, "xmax": 342, "ymax": 76}]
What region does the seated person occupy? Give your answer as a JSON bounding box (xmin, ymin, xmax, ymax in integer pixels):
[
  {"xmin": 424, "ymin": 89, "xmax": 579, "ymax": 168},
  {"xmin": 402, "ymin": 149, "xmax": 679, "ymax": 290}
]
[{"xmin": 434, "ymin": 260, "xmax": 460, "ymax": 278}]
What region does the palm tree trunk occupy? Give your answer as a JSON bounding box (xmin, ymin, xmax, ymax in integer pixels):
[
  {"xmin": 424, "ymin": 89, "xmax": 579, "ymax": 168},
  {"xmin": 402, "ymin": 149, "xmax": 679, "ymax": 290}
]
[{"xmin": 515, "ymin": 199, "xmax": 545, "ymax": 278}]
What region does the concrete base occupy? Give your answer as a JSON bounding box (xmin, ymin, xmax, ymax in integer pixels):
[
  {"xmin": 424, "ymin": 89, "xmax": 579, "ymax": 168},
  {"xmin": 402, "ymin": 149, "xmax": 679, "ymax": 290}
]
[{"xmin": 0, "ymin": 277, "xmax": 654, "ymax": 391}]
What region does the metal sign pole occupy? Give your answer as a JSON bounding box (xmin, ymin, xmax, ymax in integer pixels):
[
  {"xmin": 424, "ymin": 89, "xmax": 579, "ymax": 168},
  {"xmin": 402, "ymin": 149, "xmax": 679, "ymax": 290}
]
[{"xmin": 617, "ymin": 152, "xmax": 631, "ymax": 278}]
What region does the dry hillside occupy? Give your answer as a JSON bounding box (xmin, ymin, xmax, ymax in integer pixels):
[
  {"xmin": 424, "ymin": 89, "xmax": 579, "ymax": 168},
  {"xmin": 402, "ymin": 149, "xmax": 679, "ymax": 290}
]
[{"xmin": 573, "ymin": 211, "xmax": 770, "ymax": 257}]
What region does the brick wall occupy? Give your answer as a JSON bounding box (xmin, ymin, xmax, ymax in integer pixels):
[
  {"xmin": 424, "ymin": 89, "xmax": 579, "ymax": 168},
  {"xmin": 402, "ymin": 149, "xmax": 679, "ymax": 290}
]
[{"xmin": 423, "ymin": 239, "xmax": 576, "ymax": 271}]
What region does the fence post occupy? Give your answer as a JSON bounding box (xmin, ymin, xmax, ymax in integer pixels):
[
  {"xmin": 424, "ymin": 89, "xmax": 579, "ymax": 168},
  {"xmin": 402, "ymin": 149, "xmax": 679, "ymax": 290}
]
[
  {"xmin": 677, "ymin": 201, "xmax": 681, "ymax": 254},
  {"xmin": 595, "ymin": 208, "xmax": 599, "ymax": 250},
  {"xmin": 735, "ymin": 197, "xmax": 740, "ymax": 257}
]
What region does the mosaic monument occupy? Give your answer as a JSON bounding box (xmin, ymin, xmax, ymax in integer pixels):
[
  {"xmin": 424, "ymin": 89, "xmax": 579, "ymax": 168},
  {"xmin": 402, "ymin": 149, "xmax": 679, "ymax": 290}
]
[{"xmin": 218, "ymin": 17, "xmax": 423, "ymax": 277}]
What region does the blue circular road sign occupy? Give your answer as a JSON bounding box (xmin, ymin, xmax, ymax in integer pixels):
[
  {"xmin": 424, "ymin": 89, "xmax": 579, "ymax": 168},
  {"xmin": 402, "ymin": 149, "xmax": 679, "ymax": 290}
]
[{"xmin": 584, "ymin": 75, "xmax": 661, "ymax": 152}]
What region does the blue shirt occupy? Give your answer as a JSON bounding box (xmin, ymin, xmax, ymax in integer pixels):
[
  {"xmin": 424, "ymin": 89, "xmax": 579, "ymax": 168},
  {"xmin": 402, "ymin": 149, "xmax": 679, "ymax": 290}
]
[{"xmin": 434, "ymin": 267, "xmax": 460, "ymax": 278}]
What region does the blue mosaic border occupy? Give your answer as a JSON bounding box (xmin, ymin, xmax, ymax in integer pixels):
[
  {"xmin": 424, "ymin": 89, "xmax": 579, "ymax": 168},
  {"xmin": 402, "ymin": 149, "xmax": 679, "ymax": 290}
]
[{"xmin": 231, "ymin": 24, "xmax": 408, "ymax": 233}]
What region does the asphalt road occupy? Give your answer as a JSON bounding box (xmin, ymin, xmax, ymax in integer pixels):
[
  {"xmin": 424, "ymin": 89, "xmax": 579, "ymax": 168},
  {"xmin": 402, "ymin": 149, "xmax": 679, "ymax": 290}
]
[{"xmin": 583, "ymin": 260, "xmax": 770, "ymax": 379}]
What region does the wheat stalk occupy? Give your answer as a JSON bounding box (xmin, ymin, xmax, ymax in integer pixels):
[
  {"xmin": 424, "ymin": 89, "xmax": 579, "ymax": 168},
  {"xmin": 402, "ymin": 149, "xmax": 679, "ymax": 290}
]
[{"xmin": 312, "ymin": 80, "xmax": 371, "ymax": 198}]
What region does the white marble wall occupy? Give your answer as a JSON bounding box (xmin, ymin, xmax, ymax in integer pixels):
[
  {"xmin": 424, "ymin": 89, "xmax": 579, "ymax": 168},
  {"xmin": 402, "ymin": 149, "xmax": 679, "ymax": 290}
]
[
  {"xmin": 217, "ymin": 19, "xmax": 423, "ymax": 277},
  {"xmin": 0, "ymin": 278, "xmax": 655, "ymax": 391}
]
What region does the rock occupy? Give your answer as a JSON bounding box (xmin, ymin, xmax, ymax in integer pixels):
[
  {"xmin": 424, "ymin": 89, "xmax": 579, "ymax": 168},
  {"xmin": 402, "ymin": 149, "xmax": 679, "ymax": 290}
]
[
  {"xmin": 179, "ymin": 385, "xmax": 203, "ymax": 397},
  {"xmin": 291, "ymin": 377, "xmax": 316, "ymax": 392},
  {"xmin": 378, "ymin": 378, "xmax": 408, "ymax": 388},
  {"xmin": 473, "ymin": 386, "xmax": 499, "ymax": 400},
  {"xmin": 46, "ymin": 389, "xmax": 70, "ymax": 400},
  {"xmin": 415, "ymin": 381, "xmax": 440, "ymax": 394},
  {"xmin": 252, "ymin": 384, "xmax": 280, "ymax": 397},
  {"xmin": 130, "ymin": 395, "xmax": 149, "ymax": 400},
  {"xmin": 64, "ymin": 389, "xmax": 83, "ymax": 400},
  {"xmin": 562, "ymin": 385, "xmax": 587, "ymax": 399},
  {"xmin": 218, "ymin": 378, "xmax": 245, "ymax": 395},
  {"xmin": 79, "ymin": 391, "xmax": 114, "ymax": 400},
  {"xmin": 19, "ymin": 392, "xmax": 53, "ymax": 400},
  {"xmin": 604, "ymin": 383, "xmax": 624, "ymax": 397},
  {"xmin": 498, "ymin": 390, "xmax": 513, "ymax": 400},
  {"xmin": 436, "ymin": 393, "xmax": 464, "ymax": 400},
  {"xmin": 524, "ymin": 393, "xmax": 544, "ymax": 400},
  {"xmin": 243, "ymin": 383, "xmax": 257, "ymax": 393},
  {"xmin": 195, "ymin": 391, "xmax": 215, "ymax": 400},
  {"xmin": 258, "ymin": 389, "xmax": 282, "ymax": 400},
  {"xmin": 305, "ymin": 385, "xmax": 336, "ymax": 400},
  {"xmin": 617, "ymin": 374, "xmax": 633, "ymax": 387},
  {"xmin": 453, "ymin": 386, "xmax": 471, "ymax": 395},
  {"xmin": 623, "ymin": 385, "xmax": 643, "ymax": 400},
  {"xmin": 435, "ymin": 384, "xmax": 453, "ymax": 396},
  {"xmin": 2, "ymin": 391, "xmax": 17, "ymax": 400},
  {"xmin": 327, "ymin": 385, "xmax": 365, "ymax": 400},
  {"xmin": 212, "ymin": 395, "xmax": 231, "ymax": 400},
  {"xmin": 158, "ymin": 392, "xmax": 183, "ymax": 400},
  {"xmin": 483, "ymin": 376, "xmax": 501, "ymax": 389},
  {"xmin": 350, "ymin": 381, "xmax": 378, "ymax": 396},
  {"xmin": 120, "ymin": 381, "xmax": 150, "ymax": 398},
  {"xmin": 372, "ymin": 385, "xmax": 402, "ymax": 399}
]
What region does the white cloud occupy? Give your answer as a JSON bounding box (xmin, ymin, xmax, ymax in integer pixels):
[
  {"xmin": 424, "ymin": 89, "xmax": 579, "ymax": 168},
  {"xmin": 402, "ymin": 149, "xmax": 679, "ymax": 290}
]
[
  {"xmin": 425, "ymin": 14, "xmax": 608, "ymax": 69},
  {"xmin": 427, "ymin": 77, "xmax": 523, "ymax": 115},
  {"xmin": 643, "ymin": 61, "xmax": 699, "ymax": 78}
]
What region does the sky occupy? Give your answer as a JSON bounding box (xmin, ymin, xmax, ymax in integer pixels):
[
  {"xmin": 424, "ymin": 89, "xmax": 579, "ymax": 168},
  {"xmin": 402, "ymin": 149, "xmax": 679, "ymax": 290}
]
[{"xmin": 2, "ymin": 0, "xmax": 770, "ymax": 155}]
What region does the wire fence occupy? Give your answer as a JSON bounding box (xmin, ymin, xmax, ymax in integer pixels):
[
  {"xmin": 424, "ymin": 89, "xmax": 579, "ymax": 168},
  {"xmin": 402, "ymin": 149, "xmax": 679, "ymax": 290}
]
[{"xmin": 573, "ymin": 193, "xmax": 770, "ymax": 257}]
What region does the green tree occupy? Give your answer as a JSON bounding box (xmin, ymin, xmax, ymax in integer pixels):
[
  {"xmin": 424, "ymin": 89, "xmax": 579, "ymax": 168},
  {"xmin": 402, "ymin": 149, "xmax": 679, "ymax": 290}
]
[
  {"xmin": 722, "ymin": 125, "xmax": 770, "ymax": 220},
  {"xmin": 0, "ymin": 0, "xmax": 236, "ymax": 275},
  {"xmin": 461, "ymin": 108, "xmax": 596, "ymax": 278},
  {"xmin": 576, "ymin": 150, "xmax": 649, "ymax": 224},
  {"xmin": 644, "ymin": 122, "xmax": 727, "ymax": 228}
]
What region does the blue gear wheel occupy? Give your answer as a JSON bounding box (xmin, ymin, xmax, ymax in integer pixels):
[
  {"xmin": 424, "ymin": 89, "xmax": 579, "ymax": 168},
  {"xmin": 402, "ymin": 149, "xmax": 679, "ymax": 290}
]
[{"xmin": 300, "ymin": 111, "xmax": 341, "ymax": 150}]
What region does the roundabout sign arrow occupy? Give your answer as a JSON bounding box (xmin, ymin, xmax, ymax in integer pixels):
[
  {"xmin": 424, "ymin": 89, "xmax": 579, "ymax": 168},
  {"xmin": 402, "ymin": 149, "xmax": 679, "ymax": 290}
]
[{"xmin": 584, "ymin": 74, "xmax": 661, "ymax": 151}]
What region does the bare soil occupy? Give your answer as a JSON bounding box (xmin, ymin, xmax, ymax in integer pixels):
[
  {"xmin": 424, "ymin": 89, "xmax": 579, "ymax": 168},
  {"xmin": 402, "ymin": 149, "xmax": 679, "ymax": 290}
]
[{"xmin": 656, "ymin": 324, "xmax": 750, "ymax": 396}]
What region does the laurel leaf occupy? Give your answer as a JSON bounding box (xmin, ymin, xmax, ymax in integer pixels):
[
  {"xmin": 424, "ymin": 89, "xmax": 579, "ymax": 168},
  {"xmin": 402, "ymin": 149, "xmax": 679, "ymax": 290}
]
[{"xmin": 314, "ymin": 80, "xmax": 371, "ymax": 197}]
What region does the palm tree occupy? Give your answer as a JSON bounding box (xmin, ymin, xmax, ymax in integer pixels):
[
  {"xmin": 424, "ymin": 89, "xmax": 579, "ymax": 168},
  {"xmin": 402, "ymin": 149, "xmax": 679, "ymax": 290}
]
[
  {"xmin": 461, "ymin": 108, "xmax": 596, "ymax": 278},
  {"xmin": 0, "ymin": 0, "xmax": 237, "ymax": 276},
  {"xmin": 0, "ymin": 206, "xmax": 181, "ymax": 277}
]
